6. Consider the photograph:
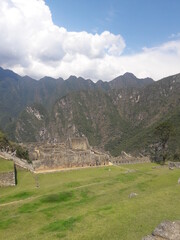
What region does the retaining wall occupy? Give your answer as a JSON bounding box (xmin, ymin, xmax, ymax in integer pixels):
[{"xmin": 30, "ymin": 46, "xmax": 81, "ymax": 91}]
[{"xmin": 0, "ymin": 171, "xmax": 16, "ymax": 187}]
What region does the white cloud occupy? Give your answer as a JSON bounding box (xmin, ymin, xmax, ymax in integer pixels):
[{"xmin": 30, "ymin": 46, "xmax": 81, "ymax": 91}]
[
  {"xmin": 0, "ymin": 0, "xmax": 180, "ymax": 81},
  {"xmin": 169, "ymin": 32, "xmax": 180, "ymax": 39}
]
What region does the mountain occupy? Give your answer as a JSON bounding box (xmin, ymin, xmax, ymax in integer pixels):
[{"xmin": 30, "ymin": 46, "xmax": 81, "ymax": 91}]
[
  {"xmin": 0, "ymin": 66, "xmax": 179, "ymax": 160},
  {"xmin": 0, "ymin": 67, "xmax": 153, "ymax": 133},
  {"xmin": 110, "ymin": 72, "xmax": 154, "ymax": 89},
  {"xmin": 106, "ymin": 73, "xmax": 180, "ymax": 156}
]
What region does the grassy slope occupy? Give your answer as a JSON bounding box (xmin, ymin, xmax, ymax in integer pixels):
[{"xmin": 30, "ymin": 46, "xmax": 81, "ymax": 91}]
[
  {"xmin": 0, "ymin": 163, "xmax": 180, "ymax": 240},
  {"xmin": 0, "ymin": 158, "xmax": 14, "ymax": 173}
]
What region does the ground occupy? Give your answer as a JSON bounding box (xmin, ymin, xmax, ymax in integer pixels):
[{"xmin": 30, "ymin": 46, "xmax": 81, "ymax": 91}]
[
  {"xmin": 0, "ymin": 163, "xmax": 180, "ymax": 240},
  {"xmin": 0, "ymin": 158, "xmax": 14, "ymax": 173}
]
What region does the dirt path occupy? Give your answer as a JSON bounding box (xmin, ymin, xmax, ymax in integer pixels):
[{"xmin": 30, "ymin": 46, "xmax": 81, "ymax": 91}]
[
  {"xmin": 0, "ymin": 165, "xmax": 134, "ymax": 208},
  {"xmin": 0, "ymin": 197, "xmax": 36, "ymax": 207},
  {"xmin": 0, "ymin": 179, "xmax": 110, "ymax": 208},
  {"xmin": 34, "ymin": 164, "xmax": 110, "ymax": 174}
]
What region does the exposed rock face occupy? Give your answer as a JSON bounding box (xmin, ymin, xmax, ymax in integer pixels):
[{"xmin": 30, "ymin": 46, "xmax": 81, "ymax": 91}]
[
  {"xmin": 0, "ymin": 66, "xmax": 180, "ymax": 158},
  {"xmin": 142, "ymin": 221, "xmax": 180, "ymax": 240}
]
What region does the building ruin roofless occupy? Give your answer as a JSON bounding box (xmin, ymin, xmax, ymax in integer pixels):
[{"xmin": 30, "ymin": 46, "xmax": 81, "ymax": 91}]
[{"xmin": 26, "ymin": 137, "xmax": 110, "ymax": 172}]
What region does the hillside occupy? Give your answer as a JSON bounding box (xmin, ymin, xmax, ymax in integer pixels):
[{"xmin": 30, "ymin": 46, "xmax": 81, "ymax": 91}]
[
  {"xmin": 106, "ymin": 73, "xmax": 180, "ymax": 154},
  {"xmin": 0, "ymin": 67, "xmax": 180, "ymax": 159}
]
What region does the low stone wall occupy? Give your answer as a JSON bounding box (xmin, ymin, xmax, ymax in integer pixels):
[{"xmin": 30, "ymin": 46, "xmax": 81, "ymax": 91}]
[
  {"xmin": 0, "ymin": 152, "xmax": 34, "ymax": 172},
  {"xmin": 0, "ymin": 171, "xmax": 16, "ymax": 187},
  {"xmin": 113, "ymin": 159, "xmax": 150, "ymax": 165},
  {"xmin": 169, "ymin": 161, "xmax": 180, "ymax": 168},
  {"xmin": 111, "ymin": 155, "xmax": 150, "ymax": 165}
]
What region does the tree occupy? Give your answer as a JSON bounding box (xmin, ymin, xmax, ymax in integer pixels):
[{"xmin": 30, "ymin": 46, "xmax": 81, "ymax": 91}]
[{"xmin": 154, "ymin": 121, "xmax": 173, "ymax": 164}]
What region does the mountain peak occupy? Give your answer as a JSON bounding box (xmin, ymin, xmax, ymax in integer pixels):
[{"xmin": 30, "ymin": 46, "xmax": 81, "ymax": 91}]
[
  {"xmin": 0, "ymin": 66, "xmax": 20, "ymax": 80},
  {"xmin": 123, "ymin": 72, "xmax": 137, "ymax": 78},
  {"xmin": 110, "ymin": 72, "xmax": 154, "ymax": 89}
]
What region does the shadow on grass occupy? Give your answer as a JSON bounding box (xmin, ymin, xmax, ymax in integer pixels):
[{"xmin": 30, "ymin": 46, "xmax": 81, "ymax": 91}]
[
  {"xmin": 41, "ymin": 191, "xmax": 74, "ymax": 204},
  {"xmin": 0, "ymin": 219, "xmax": 15, "ymax": 229},
  {"xmin": 18, "ymin": 191, "xmax": 75, "ymax": 214},
  {"xmin": 1, "ymin": 191, "xmax": 34, "ymax": 204},
  {"xmin": 18, "ymin": 202, "xmax": 40, "ymax": 213},
  {"xmin": 41, "ymin": 216, "xmax": 82, "ymax": 233}
]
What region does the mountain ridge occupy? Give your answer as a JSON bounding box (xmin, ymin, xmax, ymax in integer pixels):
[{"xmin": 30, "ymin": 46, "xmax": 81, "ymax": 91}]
[{"xmin": 0, "ymin": 66, "xmax": 179, "ymax": 159}]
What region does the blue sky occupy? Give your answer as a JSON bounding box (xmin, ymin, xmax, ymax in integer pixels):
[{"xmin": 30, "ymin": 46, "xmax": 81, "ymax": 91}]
[
  {"xmin": 0, "ymin": 0, "xmax": 180, "ymax": 81},
  {"xmin": 45, "ymin": 0, "xmax": 180, "ymax": 53}
]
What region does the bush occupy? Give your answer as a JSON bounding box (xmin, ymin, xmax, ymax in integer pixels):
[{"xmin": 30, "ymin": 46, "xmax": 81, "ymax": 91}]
[
  {"xmin": 16, "ymin": 146, "xmax": 30, "ymax": 162},
  {"xmin": 0, "ymin": 131, "xmax": 9, "ymax": 150}
]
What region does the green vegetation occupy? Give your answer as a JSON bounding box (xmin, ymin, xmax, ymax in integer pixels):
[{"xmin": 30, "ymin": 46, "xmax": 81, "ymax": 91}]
[
  {"xmin": 105, "ymin": 110, "xmax": 180, "ymax": 159},
  {"xmin": 0, "ymin": 163, "xmax": 180, "ymax": 239},
  {"xmin": 0, "ymin": 131, "xmax": 9, "ymax": 149},
  {"xmin": 154, "ymin": 121, "xmax": 174, "ymax": 163},
  {"xmin": 16, "ymin": 145, "xmax": 30, "ymax": 162},
  {"xmin": 0, "ymin": 158, "xmax": 14, "ymax": 173},
  {"xmin": 0, "ymin": 130, "xmax": 30, "ymax": 161}
]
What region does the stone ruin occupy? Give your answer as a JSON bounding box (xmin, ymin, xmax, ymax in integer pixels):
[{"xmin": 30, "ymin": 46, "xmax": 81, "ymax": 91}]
[
  {"xmin": 67, "ymin": 137, "xmax": 90, "ymax": 151},
  {"xmin": 111, "ymin": 151, "xmax": 150, "ymax": 165},
  {"xmin": 26, "ymin": 137, "xmax": 110, "ymax": 172},
  {"xmin": 0, "ymin": 163, "xmax": 16, "ymax": 187},
  {"xmin": 0, "ymin": 171, "xmax": 16, "ymax": 187},
  {"xmin": 169, "ymin": 162, "xmax": 180, "ymax": 169},
  {"xmin": 0, "ymin": 137, "xmax": 151, "ymax": 175}
]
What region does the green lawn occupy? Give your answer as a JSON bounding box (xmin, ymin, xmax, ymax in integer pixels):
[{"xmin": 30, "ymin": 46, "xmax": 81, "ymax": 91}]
[
  {"xmin": 0, "ymin": 158, "xmax": 14, "ymax": 173},
  {"xmin": 0, "ymin": 163, "xmax": 180, "ymax": 240}
]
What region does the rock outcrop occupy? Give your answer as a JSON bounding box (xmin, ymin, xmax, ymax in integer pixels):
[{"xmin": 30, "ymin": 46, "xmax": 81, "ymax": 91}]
[{"xmin": 142, "ymin": 221, "xmax": 180, "ymax": 240}]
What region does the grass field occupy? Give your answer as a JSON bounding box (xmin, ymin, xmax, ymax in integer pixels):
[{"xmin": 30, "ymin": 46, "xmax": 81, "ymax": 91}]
[
  {"xmin": 0, "ymin": 163, "xmax": 180, "ymax": 240},
  {"xmin": 0, "ymin": 158, "xmax": 14, "ymax": 173}
]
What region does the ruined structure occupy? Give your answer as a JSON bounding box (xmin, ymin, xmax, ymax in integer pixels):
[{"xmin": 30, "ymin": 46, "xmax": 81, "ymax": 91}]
[
  {"xmin": 0, "ymin": 159, "xmax": 16, "ymax": 187},
  {"xmin": 169, "ymin": 162, "xmax": 180, "ymax": 168},
  {"xmin": 0, "ymin": 171, "xmax": 16, "ymax": 187},
  {"xmin": 26, "ymin": 137, "xmax": 110, "ymax": 172},
  {"xmin": 111, "ymin": 151, "xmax": 150, "ymax": 165}
]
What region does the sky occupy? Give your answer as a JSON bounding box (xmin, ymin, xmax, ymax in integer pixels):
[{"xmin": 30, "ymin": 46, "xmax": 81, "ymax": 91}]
[{"xmin": 0, "ymin": 0, "xmax": 180, "ymax": 81}]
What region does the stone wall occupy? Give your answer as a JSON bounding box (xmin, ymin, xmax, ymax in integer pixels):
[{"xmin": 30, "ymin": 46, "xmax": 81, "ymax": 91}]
[
  {"xmin": 67, "ymin": 137, "xmax": 90, "ymax": 151},
  {"xmin": 24, "ymin": 140, "xmax": 151, "ymax": 173},
  {"xmin": 0, "ymin": 152, "xmax": 34, "ymax": 172},
  {"xmin": 33, "ymin": 148, "xmax": 109, "ymax": 171},
  {"xmin": 0, "ymin": 170, "xmax": 16, "ymax": 187},
  {"xmin": 111, "ymin": 152, "xmax": 150, "ymax": 165},
  {"xmin": 26, "ymin": 140, "xmax": 109, "ymax": 172},
  {"xmin": 169, "ymin": 162, "xmax": 180, "ymax": 168}
]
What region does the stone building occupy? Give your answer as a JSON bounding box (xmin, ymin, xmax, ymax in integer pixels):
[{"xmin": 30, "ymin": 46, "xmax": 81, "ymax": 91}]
[{"xmin": 26, "ymin": 137, "xmax": 110, "ymax": 172}]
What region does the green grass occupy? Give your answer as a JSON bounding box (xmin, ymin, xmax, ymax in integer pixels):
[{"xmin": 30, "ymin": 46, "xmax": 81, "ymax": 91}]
[
  {"xmin": 0, "ymin": 158, "xmax": 14, "ymax": 173},
  {"xmin": 0, "ymin": 163, "xmax": 180, "ymax": 240}
]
